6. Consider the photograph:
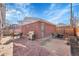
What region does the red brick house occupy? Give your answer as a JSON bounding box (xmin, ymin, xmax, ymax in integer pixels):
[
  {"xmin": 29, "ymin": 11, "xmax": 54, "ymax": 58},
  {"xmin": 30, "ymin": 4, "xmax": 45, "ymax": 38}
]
[
  {"xmin": 56, "ymin": 25, "xmax": 74, "ymax": 37},
  {"xmin": 19, "ymin": 17, "xmax": 56, "ymax": 39},
  {"xmin": 56, "ymin": 22, "xmax": 79, "ymax": 37},
  {"xmin": 76, "ymin": 28, "xmax": 79, "ymax": 37},
  {"xmin": 76, "ymin": 20, "xmax": 79, "ymax": 37}
]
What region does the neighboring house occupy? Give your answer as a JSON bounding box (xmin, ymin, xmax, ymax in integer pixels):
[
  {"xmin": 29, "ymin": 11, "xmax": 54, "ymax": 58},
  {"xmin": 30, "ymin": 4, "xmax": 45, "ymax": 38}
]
[
  {"xmin": 76, "ymin": 19, "xmax": 79, "ymax": 37},
  {"xmin": 56, "ymin": 24, "xmax": 74, "ymax": 37},
  {"xmin": 56, "ymin": 18, "xmax": 79, "ymax": 37},
  {"xmin": 19, "ymin": 17, "xmax": 56, "ymax": 39},
  {"xmin": 7, "ymin": 24, "xmax": 21, "ymax": 34},
  {"xmin": 3, "ymin": 24, "xmax": 22, "ymax": 36},
  {"xmin": 76, "ymin": 27, "xmax": 79, "ymax": 37}
]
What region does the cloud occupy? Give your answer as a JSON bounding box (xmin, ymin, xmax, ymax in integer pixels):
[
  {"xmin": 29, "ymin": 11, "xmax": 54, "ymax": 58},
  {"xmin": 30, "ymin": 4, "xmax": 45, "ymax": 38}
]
[
  {"xmin": 50, "ymin": 8, "xmax": 69, "ymax": 20},
  {"xmin": 15, "ymin": 3, "xmax": 31, "ymax": 7},
  {"xmin": 6, "ymin": 3, "xmax": 35, "ymax": 24},
  {"xmin": 6, "ymin": 9, "xmax": 16, "ymax": 14},
  {"xmin": 6, "ymin": 9, "xmax": 22, "ymax": 18},
  {"xmin": 44, "ymin": 4, "xmax": 70, "ymax": 24},
  {"xmin": 72, "ymin": 3, "xmax": 79, "ymax": 7},
  {"xmin": 6, "ymin": 3, "xmax": 78, "ymax": 24},
  {"xmin": 44, "ymin": 4, "xmax": 56, "ymax": 16}
]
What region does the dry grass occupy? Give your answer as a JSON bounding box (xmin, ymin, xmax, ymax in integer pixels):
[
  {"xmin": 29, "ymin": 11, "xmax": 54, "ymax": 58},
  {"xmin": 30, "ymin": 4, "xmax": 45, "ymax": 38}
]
[
  {"xmin": 0, "ymin": 36, "xmax": 13, "ymax": 56},
  {"xmin": 0, "ymin": 43, "xmax": 13, "ymax": 56}
]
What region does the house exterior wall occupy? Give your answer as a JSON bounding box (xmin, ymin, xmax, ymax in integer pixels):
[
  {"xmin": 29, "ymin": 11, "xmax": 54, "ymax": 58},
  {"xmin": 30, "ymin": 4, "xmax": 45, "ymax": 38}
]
[
  {"xmin": 64, "ymin": 27, "xmax": 74, "ymax": 36},
  {"xmin": 76, "ymin": 27, "xmax": 79, "ymax": 37},
  {"xmin": 56, "ymin": 26, "xmax": 79, "ymax": 37},
  {"xmin": 14, "ymin": 26, "xmax": 22, "ymax": 33},
  {"xmin": 21, "ymin": 21, "xmax": 56, "ymax": 39},
  {"xmin": 56, "ymin": 27, "xmax": 65, "ymax": 34},
  {"xmin": 56, "ymin": 26, "xmax": 74, "ymax": 37},
  {"xmin": 43, "ymin": 22, "xmax": 56, "ymax": 37}
]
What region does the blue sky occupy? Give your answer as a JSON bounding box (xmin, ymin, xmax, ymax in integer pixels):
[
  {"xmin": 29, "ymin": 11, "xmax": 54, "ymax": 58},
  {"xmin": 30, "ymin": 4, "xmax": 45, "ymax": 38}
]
[{"xmin": 6, "ymin": 3, "xmax": 79, "ymax": 25}]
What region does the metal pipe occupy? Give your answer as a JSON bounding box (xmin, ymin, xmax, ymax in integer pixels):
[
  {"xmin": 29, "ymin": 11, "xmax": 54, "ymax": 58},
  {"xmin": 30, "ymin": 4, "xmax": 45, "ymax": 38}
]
[
  {"xmin": 70, "ymin": 3, "xmax": 76, "ymax": 36},
  {"xmin": 70, "ymin": 3, "xmax": 73, "ymax": 26}
]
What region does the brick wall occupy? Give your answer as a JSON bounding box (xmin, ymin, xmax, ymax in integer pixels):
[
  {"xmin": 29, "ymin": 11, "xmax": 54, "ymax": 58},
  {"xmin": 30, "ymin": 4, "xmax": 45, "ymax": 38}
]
[
  {"xmin": 76, "ymin": 27, "xmax": 79, "ymax": 37},
  {"xmin": 56, "ymin": 26, "xmax": 74, "ymax": 36},
  {"xmin": 21, "ymin": 21, "xmax": 56, "ymax": 39},
  {"xmin": 43, "ymin": 22, "xmax": 56, "ymax": 37}
]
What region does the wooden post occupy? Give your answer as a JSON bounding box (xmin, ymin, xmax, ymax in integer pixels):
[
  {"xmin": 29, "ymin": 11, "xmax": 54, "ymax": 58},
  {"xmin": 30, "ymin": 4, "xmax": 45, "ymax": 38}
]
[{"xmin": 70, "ymin": 3, "xmax": 73, "ymax": 26}]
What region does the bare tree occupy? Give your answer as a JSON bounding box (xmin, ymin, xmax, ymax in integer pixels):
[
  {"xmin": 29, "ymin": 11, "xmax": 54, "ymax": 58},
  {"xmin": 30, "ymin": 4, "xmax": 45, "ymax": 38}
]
[{"xmin": 0, "ymin": 3, "xmax": 5, "ymax": 42}]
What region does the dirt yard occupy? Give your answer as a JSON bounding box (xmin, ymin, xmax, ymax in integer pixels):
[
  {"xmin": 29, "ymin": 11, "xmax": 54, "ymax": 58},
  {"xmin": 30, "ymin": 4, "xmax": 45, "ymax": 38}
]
[
  {"xmin": 13, "ymin": 37, "xmax": 71, "ymax": 56},
  {"xmin": 0, "ymin": 36, "xmax": 71, "ymax": 56},
  {"xmin": 13, "ymin": 38, "xmax": 54, "ymax": 56},
  {"xmin": 41, "ymin": 39, "xmax": 71, "ymax": 56}
]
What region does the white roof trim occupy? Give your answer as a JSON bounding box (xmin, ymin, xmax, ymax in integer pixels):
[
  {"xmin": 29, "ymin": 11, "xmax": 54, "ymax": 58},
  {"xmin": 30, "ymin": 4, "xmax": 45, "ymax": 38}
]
[{"xmin": 21, "ymin": 17, "xmax": 56, "ymax": 26}]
